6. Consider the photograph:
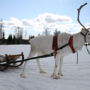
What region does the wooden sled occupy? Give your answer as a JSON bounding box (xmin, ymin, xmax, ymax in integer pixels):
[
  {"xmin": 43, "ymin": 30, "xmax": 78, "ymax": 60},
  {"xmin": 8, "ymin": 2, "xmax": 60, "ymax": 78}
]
[{"xmin": 0, "ymin": 52, "xmax": 24, "ymax": 71}]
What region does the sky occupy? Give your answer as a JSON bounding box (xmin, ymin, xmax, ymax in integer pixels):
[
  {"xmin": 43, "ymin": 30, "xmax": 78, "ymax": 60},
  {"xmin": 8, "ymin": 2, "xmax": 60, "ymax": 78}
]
[{"xmin": 0, "ymin": 0, "xmax": 90, "ymax": 38}]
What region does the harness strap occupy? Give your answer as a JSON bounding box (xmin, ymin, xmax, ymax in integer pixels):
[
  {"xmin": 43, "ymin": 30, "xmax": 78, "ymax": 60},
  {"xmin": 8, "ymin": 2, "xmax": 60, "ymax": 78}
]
[
  {"xmin": 69, "ymin": 36, "xmax": 75, "ymax": 53},
  {"xmin": 52, "ymin": 35, "xmax": 75, "ymax": 58},
  {"xmin": 52, "ymin": 35, "xmax": 58, "ymax": 58}
]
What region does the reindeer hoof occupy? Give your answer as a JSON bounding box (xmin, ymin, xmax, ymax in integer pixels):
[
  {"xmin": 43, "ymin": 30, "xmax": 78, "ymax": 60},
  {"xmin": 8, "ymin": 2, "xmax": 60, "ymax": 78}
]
[
  {"xmin": 20, "ymin": 74, "xmax": 27, "ymax": 78},
  {"xmin": 40, "ymin": 70, "xmax": 46, "ymax": 73},
  {"xmin": 51, "ymin": 74, "xmax": 60, "ymax": 79},
  {"xmin": 58, "ymin": 73, "xmax": 64, "ymax": 76}
]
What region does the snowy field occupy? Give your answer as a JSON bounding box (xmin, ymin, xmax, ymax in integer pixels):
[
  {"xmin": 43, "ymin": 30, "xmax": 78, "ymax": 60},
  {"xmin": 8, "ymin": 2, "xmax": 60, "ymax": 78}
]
[{"xmin": 0, "ymin": 45, "xmax": 90, "ymax": 90}]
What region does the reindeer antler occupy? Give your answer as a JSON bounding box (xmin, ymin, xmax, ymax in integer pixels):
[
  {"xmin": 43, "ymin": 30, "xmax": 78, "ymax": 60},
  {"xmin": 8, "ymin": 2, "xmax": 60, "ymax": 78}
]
[{"xmin": 77, "ymin": 3, "xmax": 87, "ymax": 30}]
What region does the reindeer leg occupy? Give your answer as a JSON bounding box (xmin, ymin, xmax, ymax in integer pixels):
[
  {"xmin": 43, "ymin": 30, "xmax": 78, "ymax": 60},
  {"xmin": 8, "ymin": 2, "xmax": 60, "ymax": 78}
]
[
  {"xmin": 58, "ymin": 57, "xmax": 64, "ymax": 76},
  {"xmin": 36, "ymin": 59, "xmax": 46, "ymax": 73},
  {"xmin": 51, "ymin": 54, "xmax": 60, "ymax": 79},
  {"xmin": 20, "ymin": 61, "xmax": 28, "ymax": 78},
  {"xmin": 36, "ymin": 52, "xmax": 46, "ymax": 73},
  {"xmin": 20, "ymin": 49, "xmax": 35, "ymax": 78}
]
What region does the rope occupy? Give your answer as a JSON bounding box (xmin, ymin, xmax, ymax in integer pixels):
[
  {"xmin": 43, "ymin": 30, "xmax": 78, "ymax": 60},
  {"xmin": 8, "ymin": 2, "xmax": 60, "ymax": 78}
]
[
  {"xmin": 86, "ymin": 44, "xmax": 90, "ymax": 55},
  {"xmin": 0, "ymin": 53, "xmax": 53, "ymax": 66}
]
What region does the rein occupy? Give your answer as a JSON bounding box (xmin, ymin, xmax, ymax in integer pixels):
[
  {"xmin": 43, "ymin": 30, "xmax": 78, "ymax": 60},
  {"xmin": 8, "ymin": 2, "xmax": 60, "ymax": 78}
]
[
  {"xmin": 85, "ymin": 44, "xmax": 90, "ymax": 55},
  {"xmin": 0, "ymin": 42, "xmax": 70, "ymax": 65}
]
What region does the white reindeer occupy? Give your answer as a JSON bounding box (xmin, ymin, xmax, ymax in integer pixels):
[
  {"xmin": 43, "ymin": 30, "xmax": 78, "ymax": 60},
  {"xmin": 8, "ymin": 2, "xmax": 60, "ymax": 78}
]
[{"xmin": 20, "ymin": 3, "xmax": 90, "ymax": 79}]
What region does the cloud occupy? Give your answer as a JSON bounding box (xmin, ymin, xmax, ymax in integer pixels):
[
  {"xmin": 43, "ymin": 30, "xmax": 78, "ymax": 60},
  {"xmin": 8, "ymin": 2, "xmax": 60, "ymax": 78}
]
[
  {"xmin": 2, "ymin": 13, "xmax": 89, "ymax": 35},
  {"xmin": 22, "ymin": 13, "xmax": 73, "ymax": 32},
  {"xmin": 3, "ymin": 17, "xmax": 23, "ymax": 27},
  {"xmin": 86, "ymin": 23, "xmax": 90, "ymax": 28},
  {"xmin": 43, "ymin": 13, "xmax": 73, "ymax": 23},
  {"xmin": 23, "ymin": 13, "xmax": 90, "ymax": 33}
]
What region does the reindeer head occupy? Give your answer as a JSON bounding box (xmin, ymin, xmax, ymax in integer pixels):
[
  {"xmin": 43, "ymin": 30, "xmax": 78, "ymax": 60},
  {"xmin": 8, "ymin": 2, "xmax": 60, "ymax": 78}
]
[
  {"xmin": 86, "ymin": 28, "xmax": 90, "ymax": 44},
  {"xmin": 77, "ymin": 3, "xmax": 90, "ymax": 44}
]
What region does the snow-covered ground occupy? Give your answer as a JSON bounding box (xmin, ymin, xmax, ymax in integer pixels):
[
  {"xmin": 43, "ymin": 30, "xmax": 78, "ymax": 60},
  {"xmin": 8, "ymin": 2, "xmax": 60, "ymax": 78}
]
[{"xmin": 0, "ymin": 45, "xmax": 90, "ymax": 90}]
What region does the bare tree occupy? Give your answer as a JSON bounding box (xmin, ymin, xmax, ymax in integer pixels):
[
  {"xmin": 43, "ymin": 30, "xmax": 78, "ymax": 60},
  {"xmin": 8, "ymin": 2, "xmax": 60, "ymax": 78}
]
[
  {"xmin": 0, "ymin": 19, "xmax": 4, "ymax": 39},
  {"xmin": 14, "ymin": 26, "xmax": 23, "ymax": 39},
  {"xmin": 42, "ymin": 28, "xmax": 51, "ymax": 36}
]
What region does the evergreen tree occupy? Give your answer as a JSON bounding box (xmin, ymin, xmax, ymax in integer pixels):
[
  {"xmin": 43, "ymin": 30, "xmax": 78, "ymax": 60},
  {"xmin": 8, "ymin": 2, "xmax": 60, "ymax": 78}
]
[
  {"xmin": 12, "ymin": 35, "xmax": 16, "ymax": 44},
  {"xmin": 7, "ymin": 34, "xmax": 13, "ymax": 44}
]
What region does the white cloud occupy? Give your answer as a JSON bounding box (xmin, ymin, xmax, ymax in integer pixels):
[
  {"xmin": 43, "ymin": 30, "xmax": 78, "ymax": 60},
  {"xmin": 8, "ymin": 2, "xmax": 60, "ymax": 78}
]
[
  {"xmin": 43, "ymin": 13, "xmax": 73, "ymax": 23},
  {"xmin": 22, "ymin": 13, "xmax": 73, "ymax": 32},
  {"xmin": 3, "ymin": 17, "xmax": 23, "ymax": 27},
  {"xmin": 2, "ymin": 13, "xmax": 88, "ymax": 36},
  {"xmin": 86, "ymin": 23, "xmax": 90, "ymax": 28}
]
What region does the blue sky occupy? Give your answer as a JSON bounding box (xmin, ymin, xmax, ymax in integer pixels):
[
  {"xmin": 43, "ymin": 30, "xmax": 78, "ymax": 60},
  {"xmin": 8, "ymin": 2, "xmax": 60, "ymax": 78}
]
[{"xmin": 0, "ymin": 0, "xmax": 90, "ymax": 38}]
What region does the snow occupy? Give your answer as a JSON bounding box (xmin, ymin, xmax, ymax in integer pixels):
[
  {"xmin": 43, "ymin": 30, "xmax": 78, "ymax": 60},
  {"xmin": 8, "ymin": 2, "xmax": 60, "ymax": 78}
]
[{"xmin": 0, "ymin": 45, "xmax": 90, "ymax": 90}]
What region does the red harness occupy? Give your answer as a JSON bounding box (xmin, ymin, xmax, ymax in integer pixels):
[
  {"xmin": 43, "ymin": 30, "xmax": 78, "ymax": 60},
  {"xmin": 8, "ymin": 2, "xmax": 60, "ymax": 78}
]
[
  {"xmin": 52, "ymin": 35, "xmax": 58, "ymax": 58},
  {"xmin": 52, "ymin": 35, "xmax": 75, "ymax": 58},
  {"xmin": 69, "ymin": 36, "xmax": 75, "ymax": 53}
]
